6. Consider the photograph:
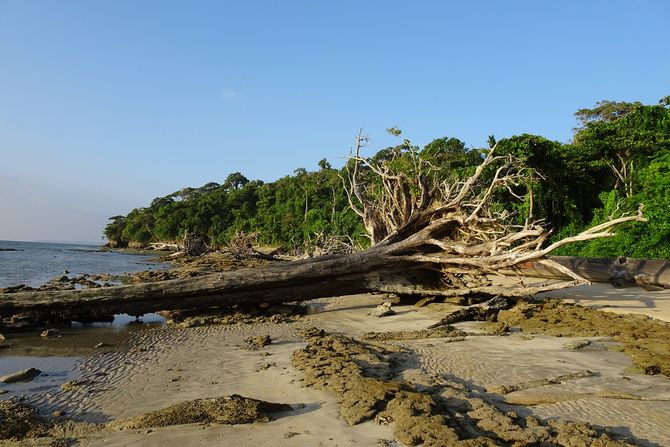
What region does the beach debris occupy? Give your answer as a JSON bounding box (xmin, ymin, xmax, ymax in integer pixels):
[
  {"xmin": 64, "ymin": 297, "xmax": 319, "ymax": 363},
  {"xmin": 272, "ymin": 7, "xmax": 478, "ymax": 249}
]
[
  {"xmin": 414, "ymin": 297, "xmax": 435, "ymax": 307},
  {"xmin": 430, "ymin": 295, "xmax": 512, "ymax": 328},
  {"xmin": 52, "ymin": 411, "xmax": 64, "ymax": 417},
  {"xmin": 40, "ymin": 328, "xmax": 62, "ymax": 338},
  {"xmin": 368, "ymin": 301, "xmax": 395, "ymax": 318},
  {"xmin": 0, "ymin": 390, "xmax": 7, "ymax": 395},
  {"xmin": 107, "ymin": 394, "xmax": 293, "ymax": 429},
  {"xmin": 0, "ymin": 367, "xmax": 42, "ymax": 383},
  {"xmin": 379, "ymin": 293, "xmax": 401, "ymax": 304},
  {"xmin": 94, "ymin": 342, "xmax": 107, "ymax": 348},
  {"xmin": 61, "ymin": 380, "xmax": 89, "ymax": 391},
  {"xmin": 182, "ymin": 231, "xmax": 208, "ymax": 256},
  {"xmin": 0, "ymin": 333, "xmax": 4, "ymax": 341},
  {"xmin": 634, "ymin": 273, "xmax": 666, "ymax": 291},
  {"xmin": 609, "ymin": 256, "xmax": 634, "ymax": 288},
  {"xmin": 257, "ymin": 362, "xmax": 276, "ymax": 371},
  {"xmin": 243, "ymin": 335, "xmax": 272, "ymax": 349},
  {"xmin": 563, "ymin": 339, "xmax": 592, "ymax": 350},
  {"xmin": 227, "ymin": 230, "xmax": 258, "ymax": 259}
]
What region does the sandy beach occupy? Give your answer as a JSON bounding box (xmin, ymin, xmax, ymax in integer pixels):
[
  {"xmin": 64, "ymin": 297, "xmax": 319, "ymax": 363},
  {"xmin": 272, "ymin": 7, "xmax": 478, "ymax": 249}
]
[{"xmin": 2, "ymin": 284, "xmax": 670, "ymax": 446}]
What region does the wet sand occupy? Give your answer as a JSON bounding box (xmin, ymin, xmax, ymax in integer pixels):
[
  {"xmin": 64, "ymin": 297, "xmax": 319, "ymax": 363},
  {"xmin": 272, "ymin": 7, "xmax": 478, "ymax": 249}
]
[
  {"xmin": 542, "ymin": 281, "xmax": 670, "ymax": 322},
  {"xmin": 2, "ymin": 287, "xmax": 670, "ymax": 446}
]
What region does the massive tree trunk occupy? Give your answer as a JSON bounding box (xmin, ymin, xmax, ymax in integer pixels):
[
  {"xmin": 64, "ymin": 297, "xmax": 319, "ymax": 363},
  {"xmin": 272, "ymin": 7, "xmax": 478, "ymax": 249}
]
[
  {"xmin": 0, "ymin": 226, "xmax": 635, "ymax": 326},
  {"xmin": 0, "ymin": 138, "xmax": 646, "ymax": 326}
]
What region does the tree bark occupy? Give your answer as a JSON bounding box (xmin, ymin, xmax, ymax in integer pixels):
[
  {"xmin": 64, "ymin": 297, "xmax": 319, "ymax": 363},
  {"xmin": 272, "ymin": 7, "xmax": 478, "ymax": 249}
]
[
  {"xmin": 0, "ymin": 249, "xmax": 426, "ymax": 324},
  {"xmin": 0, "ymin": 140, "xmax": 647, "ymax": 326},
  {"xmin": 0, "ymin": 213, "xmax": 644, "ymax": 326}
]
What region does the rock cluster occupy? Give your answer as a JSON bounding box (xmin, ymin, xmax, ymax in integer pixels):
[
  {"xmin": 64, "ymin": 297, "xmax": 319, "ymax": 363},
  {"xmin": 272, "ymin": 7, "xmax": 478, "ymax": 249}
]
[{"xmin": 292, "ymin": 328, "xmax": 635, "ymax": 446}]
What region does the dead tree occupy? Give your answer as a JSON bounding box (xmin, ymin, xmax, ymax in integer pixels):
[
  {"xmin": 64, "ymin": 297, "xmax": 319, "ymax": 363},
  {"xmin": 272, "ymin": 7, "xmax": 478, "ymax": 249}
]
[
  {"xmin": 340, "ymin": 130, "xmax": 646, "ymax": 296},
  {"xmin": 182, "ymin": 231, "xmax": 208, "ymax": 256},
  {"xmin": 0, "ymin": 135, "xmax": 646, "ymax": 326}
]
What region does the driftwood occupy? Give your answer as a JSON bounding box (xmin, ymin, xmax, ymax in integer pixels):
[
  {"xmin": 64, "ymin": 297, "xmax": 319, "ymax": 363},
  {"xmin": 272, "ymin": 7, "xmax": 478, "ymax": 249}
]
[
  {"xmin": 0, "ymin": 138, "xmax": 646, "ymax": 325},
  {"xmin": 518, "ymin": 255, "xmax": 670, "ymax": 290}
]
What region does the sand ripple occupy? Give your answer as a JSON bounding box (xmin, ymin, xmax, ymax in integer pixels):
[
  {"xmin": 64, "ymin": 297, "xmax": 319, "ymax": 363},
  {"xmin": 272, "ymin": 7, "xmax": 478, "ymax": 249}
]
[
  {"xmin": 29, "ymin": 321, "xmax": 308, "ymax": 422},
  {"xmin": 400, "ymin": 333, "xmax": 670, "ymax": 446}
]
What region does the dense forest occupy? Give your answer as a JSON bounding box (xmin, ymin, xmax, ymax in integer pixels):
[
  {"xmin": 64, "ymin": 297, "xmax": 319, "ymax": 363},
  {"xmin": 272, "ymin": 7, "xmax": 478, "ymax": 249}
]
[{"xmin": 104, "ymin": 97, "xmax": 670, "ymax": 259}]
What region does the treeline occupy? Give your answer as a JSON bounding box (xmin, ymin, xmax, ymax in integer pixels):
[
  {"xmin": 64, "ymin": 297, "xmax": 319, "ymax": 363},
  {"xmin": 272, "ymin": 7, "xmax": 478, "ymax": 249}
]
[
  {"xmin": 105, "ymin": 96, "xmax": 670, "ymax": 258},
  {"xmin": 104, "ymin": 162, "xmax": 365, "ymax": 250}
]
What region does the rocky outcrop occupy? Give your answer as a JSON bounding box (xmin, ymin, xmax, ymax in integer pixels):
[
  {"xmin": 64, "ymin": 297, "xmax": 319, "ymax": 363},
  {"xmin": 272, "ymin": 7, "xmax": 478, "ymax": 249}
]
[{"xmin": 0, "ymin": 367, "xmax": 41, "ymax": 383}]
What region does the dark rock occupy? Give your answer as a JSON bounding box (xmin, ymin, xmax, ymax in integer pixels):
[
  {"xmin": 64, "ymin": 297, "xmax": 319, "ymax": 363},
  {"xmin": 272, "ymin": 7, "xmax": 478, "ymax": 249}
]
[
  {"xmin": 563, "ymin": 340, "xmax": 591, "ymax": 350},
  {"xmin": 634, "ymin": 274, "xmax": 666, "ymax": 291},
  {"xmin": 40, "ymin": 328, "xmax": 61, "ymax": 338},
  {"xmin": 0, "ymin": 400, "xmax": 50, "ymax": 439},
  {"xmin": 0, "ymin": 284, "xmax": 36, "ymax": 293},
  {"xmin": 368, "ymin": 302, "xmax": 396, "ymax": 318},
  {"xmin": 108, "ymin": 394, "xmax": 292, "ymax": 429},
  {"xmin": 244, "ymin": 335, "xmax": 272, "ymax": 349},
  {"xmin": 61, "ymin": 380, "xmax": 88, "ymax": 391},
  {"xmin": 0, "ymin": 367, "xmax": 42, "ymax": 383}
]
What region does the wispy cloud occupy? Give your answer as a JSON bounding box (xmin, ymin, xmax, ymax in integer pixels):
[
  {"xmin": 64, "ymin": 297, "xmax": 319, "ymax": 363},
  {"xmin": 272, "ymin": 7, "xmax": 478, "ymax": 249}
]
[{"xmin": 220, "ymin": 88, "xmax": 241, "ymax": 100}]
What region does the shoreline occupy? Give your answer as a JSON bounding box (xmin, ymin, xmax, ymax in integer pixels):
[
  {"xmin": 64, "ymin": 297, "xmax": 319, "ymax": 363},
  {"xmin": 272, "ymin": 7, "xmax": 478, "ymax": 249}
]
[
  {"xmin": 2, "ymin": 253, "xmax": 670, "ymax": 445},
  {"xmin": 2, "ymin": 289, "xmax": 670, "ymax": 445}
]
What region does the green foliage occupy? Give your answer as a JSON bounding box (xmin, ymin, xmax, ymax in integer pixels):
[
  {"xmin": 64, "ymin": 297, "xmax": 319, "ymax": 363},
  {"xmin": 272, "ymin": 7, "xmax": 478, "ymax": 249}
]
[
  {"xmin": 574, "ymin": 100, "xmax": 641, "ymax": 126},
  {"xmin": 105, "ymin": 162, "xmax": 365, "ymax": 250},
  {"xmin": 573, "ymin": 99, "xmax": 670, "ymax": 197},
  {"xmin": 494, "ymin": 134, "xmax": 593, "ymax": 228},
  {"xmin": 103, "ymin": 215, "xmax": 127, "ymax": 246},
  {"xmin": 552, "ymin": 96, "xmax": 670, "ymax": 258},
  {"xmin": 555, "ymin": 152, "xmax": 670, "ymax": 259},
  {"xmin": 105, "ymin": 96, "xmax": 670, "ymax": 259}
]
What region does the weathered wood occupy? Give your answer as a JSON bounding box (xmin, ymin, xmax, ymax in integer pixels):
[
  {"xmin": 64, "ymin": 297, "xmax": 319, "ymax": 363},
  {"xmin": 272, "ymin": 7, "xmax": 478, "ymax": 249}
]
[
  {"xmin": 0, "ymin": 248, "xmax": 435, "ymax": 324},
  {"xmin": 0, "ymin": 220, "xmax": 644, "ymax": 326},
  {"xmin": 510, "ymin": 256, "xmax": 670, "ymax": 289},
  {"xmin": 0, "ymin": 142, "xmax": 647, "ymax": 326}
]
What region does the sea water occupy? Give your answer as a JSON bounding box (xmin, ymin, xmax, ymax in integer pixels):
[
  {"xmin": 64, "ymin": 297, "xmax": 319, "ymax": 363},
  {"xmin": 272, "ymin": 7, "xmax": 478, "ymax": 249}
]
[
  {"xmin": 0, "ymin": 240, "xmax": 165, "ymax": 288},
  {"xmin": 0, "ymin": 241, "xmax": 168, "ymax": 391}
]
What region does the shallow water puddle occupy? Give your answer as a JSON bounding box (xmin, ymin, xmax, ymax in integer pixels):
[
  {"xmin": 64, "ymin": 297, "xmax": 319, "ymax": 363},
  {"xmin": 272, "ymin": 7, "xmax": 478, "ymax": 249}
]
[
  {"xmin": 0, "ymin": 313, "xmax": 166, "ymax": 399},
  {"xmin": 0, "ymin": 356, "xmax": 81, "ymax": 398}
]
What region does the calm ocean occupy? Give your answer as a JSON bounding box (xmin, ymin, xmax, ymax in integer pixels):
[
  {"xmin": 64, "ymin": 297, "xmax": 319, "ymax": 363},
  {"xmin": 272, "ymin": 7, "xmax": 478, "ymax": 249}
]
[{"xmin": 0, "ymin": 240, "xmax": 165, "ymax": 288}]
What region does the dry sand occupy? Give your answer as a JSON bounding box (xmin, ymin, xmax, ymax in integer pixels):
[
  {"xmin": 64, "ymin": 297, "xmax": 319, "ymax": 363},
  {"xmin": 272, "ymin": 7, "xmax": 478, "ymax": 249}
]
[{"xmin": 1, "ymin": 286, "xmax": 670, "ymax": 446}]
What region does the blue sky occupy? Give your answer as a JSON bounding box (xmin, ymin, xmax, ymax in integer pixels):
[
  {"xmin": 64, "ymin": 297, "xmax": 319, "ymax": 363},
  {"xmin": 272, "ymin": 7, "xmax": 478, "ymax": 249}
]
[{"xmin": 1, "ymin": 0, "xmax": 668, "ymax": 243}]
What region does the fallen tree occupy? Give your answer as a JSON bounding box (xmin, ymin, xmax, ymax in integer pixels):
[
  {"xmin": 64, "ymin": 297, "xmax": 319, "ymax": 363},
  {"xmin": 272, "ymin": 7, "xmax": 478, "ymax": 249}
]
[{"xmin": 0, "ymin": 134, "xmax": 646, "ymax": 326}]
